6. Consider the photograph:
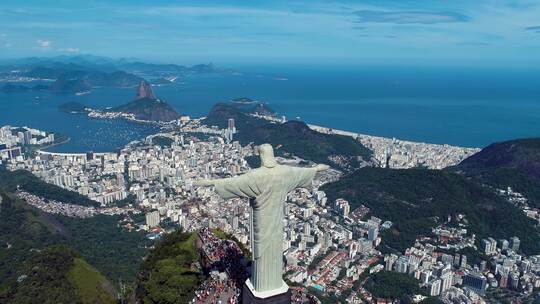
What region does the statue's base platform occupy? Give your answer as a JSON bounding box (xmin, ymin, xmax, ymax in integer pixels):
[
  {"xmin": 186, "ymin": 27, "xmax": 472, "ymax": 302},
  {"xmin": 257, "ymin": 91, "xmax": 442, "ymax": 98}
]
[{"xmin": 242, "ymin": 279, "xmax": 291, "ymax": 304}]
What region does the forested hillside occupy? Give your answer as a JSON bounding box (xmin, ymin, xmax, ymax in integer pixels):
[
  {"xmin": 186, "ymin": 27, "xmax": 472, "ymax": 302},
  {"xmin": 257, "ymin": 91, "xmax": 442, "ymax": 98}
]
[{"xmin": 322, "ymin": 167, "xmax": 540, "ymax": 254}]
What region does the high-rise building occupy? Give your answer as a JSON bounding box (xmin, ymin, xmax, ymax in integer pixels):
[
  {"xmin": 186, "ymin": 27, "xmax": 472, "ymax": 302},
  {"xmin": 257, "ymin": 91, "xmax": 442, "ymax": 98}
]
[
  {"xmin": 23, "ymin": 130, "xmax": 32, "ymax": 145},
  {"xmin": 520, "ymin": 260, "xmax": 531, "ymax": 273},
  {"xmin": 334, "ymin": 198, "xmax": 350, "ymax": 217},
  {"xmin": 86, "ymin": 151, "xmax": 95, "ymax": 161},
  {"xmin": 146, "ymin": 211, "xmax": 160, "ymax": 228},
  {"xmin": 18, "ymin": 132, "xmax": 25, "ymax": 145},
  {"xmin": 460, "ymin": 255, "xmax": 467, "ymax": 269},
  {"xmin": 420, "ymin": 269, "xmax": 432, "ymax": 284},
  {"xmin": 441, "ymin": 254, "xmax": 453, "ymax": 266},
  {"xmin": 224, "ymin": 129, "xmax": 234, "ymax": 143},
  {"xmin": 227, "ymin": 118, "xmax": 236, "ymax": 132},
  {"xmin": 395, "ymin": 255, "xmax": 409, "ymax": 273},
  {"xmin": 324, "ymin": 233, "xmax": 332, "ymax": 249},
  {"xmin": 408, "ymin": 260, "xmax": 419, "ymax": 274},
  {"xmin": 480, "ymin": 260, "xmax": 487, "ymax": 271},
  {"xmin": 509, "ymin": 272, "xmax": 520, "ymax": 290},
  {"xmin": 497, "ymin": 271, "xmax": 509, "ymax": 289},
  {"xmin": 440, "ymin": 271, "xmax": 453, "ymax": 293},
  {"xmin": 303, "ymin": 223, "xmax": 311, "ymax": 236},
  {"xmin": 368, "ymin": 225, "xmax": 379, "ymax": 241},
  {"xmin": 385, "ymin": 254, "xmax": 398, "ymax": 271},
  {"xmin": 510, "ymin": 236, "xmax": 520, "ymax": 251},
  {"xmin": 481, "ymin": 238, "xmax": 497, "ymax": 255},
  {"xmin": 463, "ymin": 273, "xmax": 487, "ymax": 295},
  {"xmin": 499, "ymin": 239, "xmax": 509, "ymax": 251},
  {"xmin": 426, "ymin": 279, "xmax": 441, "ymax": 296},
  {"xmin": 348, "ymin": 242, "xmax": 358, "ymax": 259},
  {"xmin": 453, "ymin": 253, "xmax": 461, "ymax": 267}
]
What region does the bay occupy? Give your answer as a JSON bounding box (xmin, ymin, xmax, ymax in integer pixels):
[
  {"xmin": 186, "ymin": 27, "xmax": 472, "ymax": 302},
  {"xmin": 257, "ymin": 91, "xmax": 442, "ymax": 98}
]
[{"xmin": 1, "ymin": 64, "xmax": 539, "ymax": 152}]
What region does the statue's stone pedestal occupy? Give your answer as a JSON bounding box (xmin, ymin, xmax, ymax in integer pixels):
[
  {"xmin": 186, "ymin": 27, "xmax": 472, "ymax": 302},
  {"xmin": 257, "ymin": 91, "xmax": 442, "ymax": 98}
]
[{"xmin": 242, "ymin": 279, "xmax": 291, "ymax": 304}]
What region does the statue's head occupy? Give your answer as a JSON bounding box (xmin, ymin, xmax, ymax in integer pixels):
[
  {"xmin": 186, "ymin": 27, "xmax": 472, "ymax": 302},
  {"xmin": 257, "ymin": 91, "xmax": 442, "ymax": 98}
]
[{"xmin": 258, "ymin": 144, "xmax": 278, "ymax": 168}]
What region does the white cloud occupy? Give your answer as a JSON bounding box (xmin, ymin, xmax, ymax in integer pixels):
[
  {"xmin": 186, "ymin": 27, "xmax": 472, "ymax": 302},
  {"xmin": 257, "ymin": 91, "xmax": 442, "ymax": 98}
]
[
  {"xmin": 58, "ymin": 47, "xmax": 80, "ymax": 52},
  {"xmin": 36, "ymin": 39, "xmax": 51, "ymax": 48},
  {"xmin": 12, "ymin": 22, "xmax": 96, "ymax": 29},
  {"xmin": 353, "ymin": 10, "xmax": 470, "ymax": 24},
  {"xmin": 142, "ymin": 6, "xmax": 291, "ymax": 17}
]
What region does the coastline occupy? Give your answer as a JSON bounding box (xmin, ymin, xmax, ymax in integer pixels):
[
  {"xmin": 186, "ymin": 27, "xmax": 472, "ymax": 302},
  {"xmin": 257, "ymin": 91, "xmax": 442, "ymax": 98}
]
[
  {"xmin": 247, "ymin": 113, "xmax": 480, "ymax": 168},
  {"xmin": 307, "ymin": 123, "xmax": 480, "ymax": 150},
  {"xmin": 39, "ymin": 138, "xmax": 71, "ymax": 151},
  {"xmin": 44, "ymin": 110, "xmax": 480, "ymax": 169},
  {"xmin": 250, "ymin": 112, "xmax": 479, "ymax": 150},
  {"xmin": 307, "ymin": 123, "xmax": 480, "ymax": 169}
]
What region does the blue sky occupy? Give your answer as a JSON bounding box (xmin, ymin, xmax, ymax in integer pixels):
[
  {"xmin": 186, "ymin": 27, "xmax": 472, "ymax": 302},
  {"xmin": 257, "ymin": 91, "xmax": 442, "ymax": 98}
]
[{"xmin": 0, "ymin": 0, "xmax": 539, "ymax": 66}]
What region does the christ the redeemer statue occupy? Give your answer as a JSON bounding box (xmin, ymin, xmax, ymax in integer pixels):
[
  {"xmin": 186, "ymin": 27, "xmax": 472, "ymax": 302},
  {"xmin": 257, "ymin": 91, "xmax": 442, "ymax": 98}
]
[{"xmin": 194, "ymin": 144, "xmax": 328, "ymax": 299}]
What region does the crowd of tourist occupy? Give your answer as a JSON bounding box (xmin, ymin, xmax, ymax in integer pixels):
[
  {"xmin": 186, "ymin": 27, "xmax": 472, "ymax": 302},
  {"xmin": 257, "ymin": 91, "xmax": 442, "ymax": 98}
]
[
  {"xmin": 192, "ymin": 277, "xmax": 240, "ymax": 304},
  {"xmin": 193, "ymin": 228, "xmax": 249, "ymax": 304}
]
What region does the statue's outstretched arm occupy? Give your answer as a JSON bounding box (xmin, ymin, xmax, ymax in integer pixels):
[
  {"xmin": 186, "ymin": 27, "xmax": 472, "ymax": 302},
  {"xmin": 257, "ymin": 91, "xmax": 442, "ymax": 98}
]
[
  {"xmin": 193, "ymin": 179, "xmax": 216, "ymax": 187},
  {"xmin": 194, "ymin": 174, "xmax": 257, "ymax": 199},
  {"xmin": 315, "ymin": 164, "xmax": 330, "ymax": 172}
]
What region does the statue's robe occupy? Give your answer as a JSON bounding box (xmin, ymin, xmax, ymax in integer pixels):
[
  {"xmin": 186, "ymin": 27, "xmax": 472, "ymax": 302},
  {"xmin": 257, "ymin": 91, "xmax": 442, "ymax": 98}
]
[{"xmin": 213, "ymin": 165, "xmax": 317, "ymax": 292}]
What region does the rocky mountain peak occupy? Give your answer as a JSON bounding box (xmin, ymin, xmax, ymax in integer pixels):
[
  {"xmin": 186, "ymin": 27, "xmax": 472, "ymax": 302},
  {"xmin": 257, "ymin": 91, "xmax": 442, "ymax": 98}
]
[{"xmin": 136, "ymin": 80, "xmax": 156, "ymax": 100}]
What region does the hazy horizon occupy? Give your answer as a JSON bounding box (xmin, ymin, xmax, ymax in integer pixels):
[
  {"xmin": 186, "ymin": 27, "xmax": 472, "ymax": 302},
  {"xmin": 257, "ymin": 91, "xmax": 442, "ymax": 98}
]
[{"xmin": 1, "ymin": 1, "xmax": 540, "ymax": 67}]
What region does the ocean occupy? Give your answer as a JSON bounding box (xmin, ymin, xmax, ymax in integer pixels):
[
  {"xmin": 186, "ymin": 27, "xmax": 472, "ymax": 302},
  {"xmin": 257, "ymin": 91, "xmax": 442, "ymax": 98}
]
[{"xmin": 1, "ymin": 64, "xmax": 539, "ymax": 152}]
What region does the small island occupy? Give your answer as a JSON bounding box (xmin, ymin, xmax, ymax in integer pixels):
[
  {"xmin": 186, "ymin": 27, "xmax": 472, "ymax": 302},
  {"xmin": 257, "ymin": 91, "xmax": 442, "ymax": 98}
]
[
  {"xmin": 58, "ymin": 102, "xmax": 90, "ymax": 114},
  {"xmin": 230, "ymin": 97, "xmax": 276, "ymax": 116}
]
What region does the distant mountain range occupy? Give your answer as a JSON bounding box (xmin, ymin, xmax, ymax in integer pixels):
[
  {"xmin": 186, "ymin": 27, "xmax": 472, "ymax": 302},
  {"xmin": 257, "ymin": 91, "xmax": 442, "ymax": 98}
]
[
  {"xmin": 0, "ymin": 55, "xmax": 234, "ymax": 75},
  {"xmin": 1, "ymin": 62, "xmax": 143, "ymax": 93},
  {"xmin": 0, "ymin": 55, "xmax": 235, "ymax": 94}
]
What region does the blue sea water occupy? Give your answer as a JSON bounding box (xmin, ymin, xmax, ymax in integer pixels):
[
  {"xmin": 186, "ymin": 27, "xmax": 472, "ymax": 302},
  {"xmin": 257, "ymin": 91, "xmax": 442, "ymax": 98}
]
[{"xmin": 1, "ymin": 64, "xmax": 539, "ymax": 152}]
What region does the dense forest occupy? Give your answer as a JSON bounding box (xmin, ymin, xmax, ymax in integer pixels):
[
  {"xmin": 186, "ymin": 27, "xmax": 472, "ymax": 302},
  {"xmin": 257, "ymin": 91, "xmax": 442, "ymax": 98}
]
[
  {"xmin": 0, "ymin": 245, "xmax": 116, "ymax": 304},
  {"xmin": 204, "ymin": 102, "xmax": 372, "ymax": 170},
  {"xmin": 0, "ymin": 191, "xmax": 150, "ymax": 292},
  {"xmin": 455, "ymin": 138, "xmax": 540, "ymax": 208},
  {"xmin": 136, "ymin": 231, "xmax": 202, "ymax": 304},
  {"xmin": 364, "ymin": 271, "xmax": 425, "ymax": 300},
  {"xmin": 55, "ymin": 214, "xmax": 150, "ymax": 283},
  {"xmin": 322, "ymin": 167, "xmax": 540, "ymax": 254},
  {"xmin": 0, "ymin": 192, "xmax": 62, "ymax": 284},
  {"xmin": 0, "ymin": 168, "xmax": 99, "ymax": 207}
]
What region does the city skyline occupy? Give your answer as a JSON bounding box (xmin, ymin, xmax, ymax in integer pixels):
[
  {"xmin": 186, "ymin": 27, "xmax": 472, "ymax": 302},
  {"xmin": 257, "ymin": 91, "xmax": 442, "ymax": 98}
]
[{"xmin": 2, "ymin": 2, "xmax": 540, "ymax": 303}]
